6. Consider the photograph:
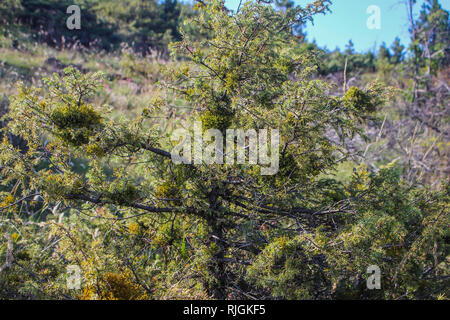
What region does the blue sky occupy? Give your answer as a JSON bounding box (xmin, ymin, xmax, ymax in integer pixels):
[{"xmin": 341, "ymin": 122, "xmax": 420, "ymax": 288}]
[{"xmin": 224, "ymin": 0, "xmax": 450, "ymax": 53}]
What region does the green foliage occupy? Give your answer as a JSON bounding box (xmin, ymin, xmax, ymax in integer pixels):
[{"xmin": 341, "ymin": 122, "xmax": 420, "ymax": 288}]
[
  {"xmin": 410, "ymin": 0, "xmax": 450, "ymax": 74},
  {"xmin": 390, "ymin": 37, "xmax": 405, "ymax": 64},
  {"xmin": 93, "ymin": 0, "xmax": 185, "ymax": 52},
  {"xmin": 343, "ymin": 86, "xmax": 380, "ymax": 114},
  {"xmin": 106, "ymin": 181, "xmax": 140, "ymax": 205},
  {"xmin": 81, "ymin": 270, "xmax": 149, "ymax": 300},
  {"xmin": 200, "ymin": 109, "xmax": 234, "ymax": 132},
  {"xmin": 248, "ymin": 163, "xmax": 449, "ymax": 299},
  {"xmin": 12, "ymin": 0, "xmax": 115, "ymax": 48},
  {"xmin": 0, "ymin": 0, "xmax": 448, "ymax": 301},
  {"xmin": 0, "ymin": 0, "xmax": 194, "ymax": 52},
  {"xmin": 0, "ymin": 0, "xmax": 23, "ymax": 25},
  {"xmin": 246, "ymin": 235, "xmax": 326, "ymax": 299},
  {"xmin": 51, "ymin": 102, "xmax": 102, "ymax": 146},
  {"xmin": 320, "ymin": 48, "xmax": 376, "ymax": 75}
]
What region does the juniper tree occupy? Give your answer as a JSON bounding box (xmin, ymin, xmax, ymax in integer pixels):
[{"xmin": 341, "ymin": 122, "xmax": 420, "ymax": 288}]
[{"xmin": 1, "ymin": 0, "xmax": 448, "ymax": 300}]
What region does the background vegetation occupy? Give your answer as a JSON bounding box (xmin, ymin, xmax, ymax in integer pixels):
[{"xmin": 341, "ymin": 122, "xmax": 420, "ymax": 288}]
[{"xmin": 0, "ymin": 0, "xmax": 448, "ymax": 300}]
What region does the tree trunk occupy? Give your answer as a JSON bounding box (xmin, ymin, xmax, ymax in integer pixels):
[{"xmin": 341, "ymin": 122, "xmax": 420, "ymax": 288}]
[{"xmin": 204, "ymin": 186, "xmax": 228, "ymax": 299}]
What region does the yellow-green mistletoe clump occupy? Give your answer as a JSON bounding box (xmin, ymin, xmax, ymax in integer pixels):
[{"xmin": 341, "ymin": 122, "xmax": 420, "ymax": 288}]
[
  {"xmin": 81, "ymin": 270, "xmax": 149, "ymax": 300},
  {"xmin": 154, "ymin": 181, "xmax": 182, "ymax": 206},
  {"xmin": 200, "ymin": 109, "xmax": 234, "ymax": 132},
  {"xmin": 200, "ymin": 93, "xmax": 234, "ymax": 132},
  {"xmin": 86, "ymin": 143, "xmax": 106, "ymax": 158},
  {"xmin": 40, "ymin": 171, "xmax": 85, "ymax": 201},
  {"xmin": 342, "ymin": 83, "xmax": 389, "ymax": 116},
  {"xmin": 0, "ymin": 194, "xmax": 15, "ymax": 209},
  {"xmin": 50, "ymin": 102, "xmax": 103, "ymax": 146},
  {"xmin": 152, "ymin": 220, "xmax": 183, "ymax": 247},
  {"xmin": 106, "ymin": 181, "xmax": 140, "ymax": 205},
  {"xmin": 342, "ymin": 86, "xmax": 377, "ymax": 113}
]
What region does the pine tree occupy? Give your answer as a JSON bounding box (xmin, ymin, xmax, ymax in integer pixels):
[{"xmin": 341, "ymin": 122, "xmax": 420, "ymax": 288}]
[{"xmin": 390, "ymin": 37, "xmax": 404, "ymax": 65}]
